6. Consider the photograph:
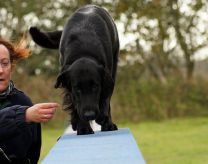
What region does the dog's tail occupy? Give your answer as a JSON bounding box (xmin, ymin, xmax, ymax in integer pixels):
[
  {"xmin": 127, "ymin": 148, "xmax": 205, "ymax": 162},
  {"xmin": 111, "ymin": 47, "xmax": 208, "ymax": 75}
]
[{"xmin": 29, "ymin": 27, "xmax": 62, "ymax": 49}]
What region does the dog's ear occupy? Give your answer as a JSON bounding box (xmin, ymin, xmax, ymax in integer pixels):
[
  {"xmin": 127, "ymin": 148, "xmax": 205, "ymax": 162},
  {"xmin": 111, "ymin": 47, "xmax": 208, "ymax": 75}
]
[
  {"xmin": 55, "ymin": 66, "xmax": 71, "ymax": 90},
  {"xmin": 101, "ymin": 68, "xmax": 114, "ymax": 99},
  {"xmin": 54, "ymin": 72, "xmax": 66, "ymax": 88},
  {"xmin": 29, "ymin": 26, "xmax": 62, "ymax": 49}
]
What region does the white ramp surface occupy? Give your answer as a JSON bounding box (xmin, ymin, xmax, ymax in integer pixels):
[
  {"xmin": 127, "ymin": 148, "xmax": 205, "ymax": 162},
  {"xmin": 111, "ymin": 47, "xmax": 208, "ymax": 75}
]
[{"xmin": 42, "ymin": 128, "xmax": 146, "ymax": 164}]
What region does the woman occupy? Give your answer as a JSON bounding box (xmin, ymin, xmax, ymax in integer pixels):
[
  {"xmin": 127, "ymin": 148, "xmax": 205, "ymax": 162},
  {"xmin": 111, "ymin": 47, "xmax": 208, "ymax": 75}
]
[{"xmin": 0, "ymin": 38, "xmax": 59, "ymax": 164}]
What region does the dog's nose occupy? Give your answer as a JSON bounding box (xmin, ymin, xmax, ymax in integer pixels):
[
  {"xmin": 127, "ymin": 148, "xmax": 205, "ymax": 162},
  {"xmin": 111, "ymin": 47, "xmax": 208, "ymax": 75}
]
[{"xmin": 84, "ymin": 111, "xmax": 96, "ymax": 121}]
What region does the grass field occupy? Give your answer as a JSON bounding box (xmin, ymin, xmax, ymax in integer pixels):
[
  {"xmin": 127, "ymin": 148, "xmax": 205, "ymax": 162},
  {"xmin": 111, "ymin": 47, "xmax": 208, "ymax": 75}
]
[
  {"xmin": 39, "ymin": 117, "xmax": 208, "ymax": 164},
  {"xmin": 39, "ymin": 127, "xmax": 64, "ymax": 162}
]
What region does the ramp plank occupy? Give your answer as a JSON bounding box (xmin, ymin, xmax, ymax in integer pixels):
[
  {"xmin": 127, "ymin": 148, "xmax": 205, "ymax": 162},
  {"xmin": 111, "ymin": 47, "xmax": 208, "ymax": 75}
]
[{"xmin": 42, "ymin": 128, "xmax": 146, "ymax": 164}]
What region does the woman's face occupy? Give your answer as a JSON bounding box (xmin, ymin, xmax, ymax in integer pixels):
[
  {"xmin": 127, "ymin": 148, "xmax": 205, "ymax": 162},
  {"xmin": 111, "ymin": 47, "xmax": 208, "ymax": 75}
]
[{"xmin": 0, "ymin": 44, "xmax": 11, "ymax": 92}]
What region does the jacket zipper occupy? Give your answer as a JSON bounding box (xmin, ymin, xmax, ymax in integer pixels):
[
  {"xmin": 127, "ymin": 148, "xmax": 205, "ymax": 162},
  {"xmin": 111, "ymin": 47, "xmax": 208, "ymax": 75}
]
[{"xmin": 0, "ymin": 148, "xmax": 11, "ymax": 162}]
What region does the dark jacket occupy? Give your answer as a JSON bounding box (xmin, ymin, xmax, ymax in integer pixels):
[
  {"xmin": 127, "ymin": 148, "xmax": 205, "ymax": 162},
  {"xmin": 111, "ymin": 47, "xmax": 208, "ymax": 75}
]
[{"xmin": 0, "ymin": 88, "xmax": 41, "ymax": 164}]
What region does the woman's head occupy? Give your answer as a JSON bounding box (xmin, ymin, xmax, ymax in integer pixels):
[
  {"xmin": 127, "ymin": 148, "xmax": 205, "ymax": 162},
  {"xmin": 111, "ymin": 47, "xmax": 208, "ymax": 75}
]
[
  {"xmin": 0, "ymin": 44, "xmax": 11, "ymax": 92},
  {"xmin": 0, "ymin": 38, "xmax": 31, "ymax": 92}
]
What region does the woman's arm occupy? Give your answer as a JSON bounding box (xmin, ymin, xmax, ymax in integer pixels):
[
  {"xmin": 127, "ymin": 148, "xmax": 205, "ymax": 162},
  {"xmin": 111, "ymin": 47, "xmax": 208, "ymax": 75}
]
[
  {"xmin": 0, "ymin": 103, "xmax": 59, "ymax": 141},
  {"xmin": 0, "ymin": 105, "xmax": 29, "ymax": 141},
  {"xmin": 25, "ymin": 103, "xmax": 59, "ymax": 123}
]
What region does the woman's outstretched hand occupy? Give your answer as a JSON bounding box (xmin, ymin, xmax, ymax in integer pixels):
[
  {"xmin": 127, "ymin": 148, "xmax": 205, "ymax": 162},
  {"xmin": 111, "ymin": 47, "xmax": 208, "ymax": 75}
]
[{"xmin": 25, "ymin": 103, "xmax": 60, "ymax": 123}]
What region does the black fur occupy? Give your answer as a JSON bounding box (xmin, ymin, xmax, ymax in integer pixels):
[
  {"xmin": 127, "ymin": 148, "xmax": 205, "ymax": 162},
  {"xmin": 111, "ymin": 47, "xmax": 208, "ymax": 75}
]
[{"xmin": 29, "ymin": 5, "xmax": 119, "ymax": 135}]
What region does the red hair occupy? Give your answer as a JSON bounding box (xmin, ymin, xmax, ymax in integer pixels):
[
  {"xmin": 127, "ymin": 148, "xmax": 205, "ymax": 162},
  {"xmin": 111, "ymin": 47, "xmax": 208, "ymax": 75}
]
[{"xmin": 0, "ymin": 37, "xmax": 31, "ymax": 68}]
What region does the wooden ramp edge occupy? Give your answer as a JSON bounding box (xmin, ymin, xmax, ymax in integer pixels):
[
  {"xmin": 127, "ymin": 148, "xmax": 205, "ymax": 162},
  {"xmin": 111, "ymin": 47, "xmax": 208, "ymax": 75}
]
[{"xmin": 41, "ymin": 128, "xmax": 146, "ymax": 164}]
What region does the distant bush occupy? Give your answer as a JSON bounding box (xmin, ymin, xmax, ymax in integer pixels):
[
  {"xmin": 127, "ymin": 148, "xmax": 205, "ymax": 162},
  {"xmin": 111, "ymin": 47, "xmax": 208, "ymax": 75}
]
[{"xmin": 112, "ymin": 66, "xmax": 208, "ymax": 122}]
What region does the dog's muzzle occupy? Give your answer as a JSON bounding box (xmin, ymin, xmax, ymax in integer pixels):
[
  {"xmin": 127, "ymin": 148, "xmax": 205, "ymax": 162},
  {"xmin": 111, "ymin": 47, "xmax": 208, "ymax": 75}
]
[
  {"xmin": 82, "ymin": 105, "xmax": 99, "ymax": 121},
  {"xmin": 84, "ymin": 111, "xmax": 96, "ymax": 121}
]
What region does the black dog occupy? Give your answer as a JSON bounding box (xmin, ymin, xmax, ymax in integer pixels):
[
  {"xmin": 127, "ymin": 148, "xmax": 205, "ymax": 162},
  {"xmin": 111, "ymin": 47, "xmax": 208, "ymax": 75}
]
[{"xmin": 29, "ymin": 5, "xmax": 119, "ymax": 135}]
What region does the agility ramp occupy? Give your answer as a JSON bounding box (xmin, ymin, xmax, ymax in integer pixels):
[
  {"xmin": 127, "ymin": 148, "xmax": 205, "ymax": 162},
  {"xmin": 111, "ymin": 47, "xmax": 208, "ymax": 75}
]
[{"xmin": 41, "ymin": 128, "xmax": 146, "ymax": 164}]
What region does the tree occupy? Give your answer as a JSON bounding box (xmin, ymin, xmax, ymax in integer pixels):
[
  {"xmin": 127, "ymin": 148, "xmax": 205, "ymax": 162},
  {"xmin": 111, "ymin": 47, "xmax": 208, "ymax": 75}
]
[
  {"xmin": 168, "ymin": 0, "xmax": 208, "ymax": 80},
  {"xmin": 0, "ymin": 0, "xmax": 93, "ymax": 75},
  {"xmin": 1, "ymin": 0, "xmax": 207, "ymax": 79},
  {"xmin": 113, "ymin": 0, "xmax": 208, "ymax": 81}
]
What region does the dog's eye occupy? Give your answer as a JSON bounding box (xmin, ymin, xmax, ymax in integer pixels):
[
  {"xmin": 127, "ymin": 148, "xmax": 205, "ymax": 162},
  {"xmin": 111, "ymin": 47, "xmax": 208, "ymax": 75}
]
[
  {"xmin": 75, "ymin": 87, "xmax": 81, "ymax": 91},
  {"xmin": 76, "ymin": 89, "xmax": 81, "ymax": 94},
  {"xmin": 74, "ymin": 88, "xmax": 81, "ymax": 95},
  {"xmin": 73, "ymin": 85, "xmax": 81, "ymax": 94},
  {"xmin": 92, "ymin": 85, "xmax": 98, "ymax": 92}
]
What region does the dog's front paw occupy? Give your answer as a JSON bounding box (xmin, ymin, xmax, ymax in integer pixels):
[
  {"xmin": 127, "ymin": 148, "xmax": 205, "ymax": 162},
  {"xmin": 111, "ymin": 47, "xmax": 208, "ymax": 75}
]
[
  {"xmin": 77, "ymin": 126, "xmax": 94, "ymax": 135},
  {"xmin": 72, "ymin": 123, "xmax": 77, "ymax": 131},
  {"xmin": 101, "ymin": 123, "xmax": 118, "ymax": 131}
]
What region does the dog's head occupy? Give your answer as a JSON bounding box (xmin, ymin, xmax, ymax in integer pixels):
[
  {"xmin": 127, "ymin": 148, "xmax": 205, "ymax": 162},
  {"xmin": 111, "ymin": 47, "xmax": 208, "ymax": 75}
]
[{"xmin": 55, "ymin": 58, "xmax": 114, "ymax": 121}]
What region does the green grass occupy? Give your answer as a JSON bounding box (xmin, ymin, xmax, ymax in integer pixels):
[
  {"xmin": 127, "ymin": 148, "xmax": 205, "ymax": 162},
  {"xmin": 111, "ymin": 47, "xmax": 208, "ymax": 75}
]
[
  {"xmin": 120, "ymin": 117, "xmax": 208, "ymax": 164},
  {"xmin": 39, "ymin": 127, "xmax": 64, "ymax": 163},
  {"xmin": 39, "ymin": 117, "xmax": 208, "ymax": 164}
]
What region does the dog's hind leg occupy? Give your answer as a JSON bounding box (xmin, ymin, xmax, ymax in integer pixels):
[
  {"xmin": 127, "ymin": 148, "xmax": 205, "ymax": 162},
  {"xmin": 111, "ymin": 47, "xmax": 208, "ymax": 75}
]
[{"xmin": 96, "ymin": 98, "xmax": 117, "ymax": 131}]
